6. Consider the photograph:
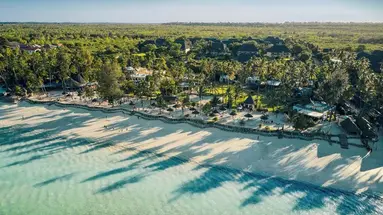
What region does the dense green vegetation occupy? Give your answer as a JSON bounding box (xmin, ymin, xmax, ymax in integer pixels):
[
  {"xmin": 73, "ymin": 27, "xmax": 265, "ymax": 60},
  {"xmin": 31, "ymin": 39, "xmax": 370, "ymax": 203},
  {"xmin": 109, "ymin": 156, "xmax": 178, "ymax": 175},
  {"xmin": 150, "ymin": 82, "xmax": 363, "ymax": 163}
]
[
  {"xmin": 1, "ymin": 23, "xmax": 383, "ymax": 50},
  {"xmin": 0, "ymin": 23, "xmax": 383, "ymax": 132}
]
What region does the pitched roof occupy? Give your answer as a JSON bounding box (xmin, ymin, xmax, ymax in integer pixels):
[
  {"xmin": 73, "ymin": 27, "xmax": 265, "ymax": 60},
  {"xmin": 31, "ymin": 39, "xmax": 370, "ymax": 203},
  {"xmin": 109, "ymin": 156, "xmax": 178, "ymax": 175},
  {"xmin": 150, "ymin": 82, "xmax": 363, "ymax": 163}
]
[
  {"xmin": 238, "ymin": 43, "xmax": 259, "ymax": 52},
  {"xmin": 244, "ymin": 95, "xmax": 255, "ymax": 105},
  {"xmin": 64, "ymin": 78, "xmax": 81, "ymax": 88},
  {"xmin": 340, "ymin": 117, "xmax": 361, "ymax": 134},
  {"xmin": 356, "ymin": 116, "xmax": 377, "ymax": 138},
  {"xmin": 75, "ymin": 74, "xmax": 87, "ymax": 85},
  {"xmin": 211, "ymin": 41, "xmax": 226, "ymax": 52},
  {"xmin": 357, "ymin": 51, "xmax": 383, "ymax": 72},
  {"xmin": 155, "ymin": 38, "xmax": 168, "ymax": 47},
  {"xmin": 266, "ymin": 45, "xmax": 290, "ymax": 53},
  {"xmin": 264, "ymin": 36, "xmax": 284, "ymax": 45},
  {"xmin": 175, "ymin": 38, "xmax": 192, "ymax": 50}
]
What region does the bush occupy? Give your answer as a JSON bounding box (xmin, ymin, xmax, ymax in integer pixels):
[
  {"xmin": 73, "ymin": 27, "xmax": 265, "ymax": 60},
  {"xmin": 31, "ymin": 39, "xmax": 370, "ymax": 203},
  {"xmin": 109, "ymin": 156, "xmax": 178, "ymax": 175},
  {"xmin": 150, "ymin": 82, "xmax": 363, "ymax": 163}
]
[
  {"xmin": 292, "ymin": 114, "xmax": 315, "ymax": 130},
  {"xmin": 212, "ymin": 116, "xmax": 219, "ymax": 122},
  {"xmin": 265, "ymin": 126, "xmax": 271, "ymax": 131},
  {"xmin": 15, "ymin": 86, "xmax": 24, "ymax": 96}
]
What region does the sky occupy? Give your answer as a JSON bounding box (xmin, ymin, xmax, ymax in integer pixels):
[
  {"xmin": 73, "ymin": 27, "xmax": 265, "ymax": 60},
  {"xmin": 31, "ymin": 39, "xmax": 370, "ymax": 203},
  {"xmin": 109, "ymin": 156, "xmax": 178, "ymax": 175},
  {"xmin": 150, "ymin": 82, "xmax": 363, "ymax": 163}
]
[{"xmin": 0, "ymin": 0, "xmax": 382, "ymax": 23}]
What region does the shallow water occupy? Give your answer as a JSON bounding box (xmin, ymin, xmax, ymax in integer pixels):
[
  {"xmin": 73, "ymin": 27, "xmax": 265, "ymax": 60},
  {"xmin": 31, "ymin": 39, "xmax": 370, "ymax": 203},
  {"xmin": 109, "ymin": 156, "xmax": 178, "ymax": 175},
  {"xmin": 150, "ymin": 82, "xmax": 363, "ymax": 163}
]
[{"xmin": 0, "ymin": 118, "xmax": 383, "ymax": 215}]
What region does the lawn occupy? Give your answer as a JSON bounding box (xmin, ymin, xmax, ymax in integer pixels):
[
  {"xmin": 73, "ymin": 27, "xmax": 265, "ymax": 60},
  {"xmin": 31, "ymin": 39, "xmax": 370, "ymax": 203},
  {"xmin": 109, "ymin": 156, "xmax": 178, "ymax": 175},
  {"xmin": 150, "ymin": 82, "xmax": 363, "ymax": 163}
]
[{"xmin": 204, "ymin": 85, "xmax": 284, "ymax": 111}]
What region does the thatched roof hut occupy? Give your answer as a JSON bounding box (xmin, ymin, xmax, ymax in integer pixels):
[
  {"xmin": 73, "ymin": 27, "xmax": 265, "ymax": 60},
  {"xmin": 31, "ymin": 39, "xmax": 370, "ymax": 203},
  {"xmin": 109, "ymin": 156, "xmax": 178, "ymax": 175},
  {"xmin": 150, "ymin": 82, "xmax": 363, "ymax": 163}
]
[
  {"xmin": 244, "ymin": 95, "xmax": 255, "ymax": 106},
  {"xmin": 340, "ymin": 117, "xmax": 361, "ymax": 135}
]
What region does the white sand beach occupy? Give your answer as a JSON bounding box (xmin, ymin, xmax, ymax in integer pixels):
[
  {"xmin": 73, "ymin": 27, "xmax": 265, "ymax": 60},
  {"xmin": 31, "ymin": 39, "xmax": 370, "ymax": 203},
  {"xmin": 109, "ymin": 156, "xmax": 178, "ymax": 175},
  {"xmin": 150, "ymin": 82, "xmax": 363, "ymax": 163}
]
[{"xmin": 1, "ymin": 101, "xmax": 383, "ymax": 195}]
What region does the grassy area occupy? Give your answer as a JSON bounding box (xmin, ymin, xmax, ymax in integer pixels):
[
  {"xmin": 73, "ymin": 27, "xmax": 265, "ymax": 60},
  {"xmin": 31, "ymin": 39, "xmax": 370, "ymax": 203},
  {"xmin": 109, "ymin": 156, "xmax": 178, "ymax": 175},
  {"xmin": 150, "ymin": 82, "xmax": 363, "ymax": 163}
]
[
  {"xmin": 204, "ymin": 85, "xmax": 284, "ymax": 111},
  {"xmin": 205, "ymin": 85, "xmax": 229, "ymax": 96}
]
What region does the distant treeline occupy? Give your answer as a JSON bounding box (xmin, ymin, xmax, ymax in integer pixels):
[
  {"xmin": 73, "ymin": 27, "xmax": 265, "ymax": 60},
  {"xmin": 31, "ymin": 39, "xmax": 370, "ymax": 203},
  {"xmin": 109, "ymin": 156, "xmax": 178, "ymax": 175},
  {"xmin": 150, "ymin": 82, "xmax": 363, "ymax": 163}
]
[
  {"xmin": 164, "ymin": 22, "xmax": 383, "ymax": 26},
  {"xmin": 358, "ymin": 38, "xmax": 383, "ymax": 44}
]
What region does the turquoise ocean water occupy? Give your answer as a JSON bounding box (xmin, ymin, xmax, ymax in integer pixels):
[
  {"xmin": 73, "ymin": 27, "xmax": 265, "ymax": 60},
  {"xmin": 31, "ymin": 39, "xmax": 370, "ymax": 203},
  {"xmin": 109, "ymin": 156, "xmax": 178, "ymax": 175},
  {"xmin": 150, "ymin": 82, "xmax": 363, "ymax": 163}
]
[{"xmin": 0, "ymin": 114, "xmax": 383, "ymax": 215}]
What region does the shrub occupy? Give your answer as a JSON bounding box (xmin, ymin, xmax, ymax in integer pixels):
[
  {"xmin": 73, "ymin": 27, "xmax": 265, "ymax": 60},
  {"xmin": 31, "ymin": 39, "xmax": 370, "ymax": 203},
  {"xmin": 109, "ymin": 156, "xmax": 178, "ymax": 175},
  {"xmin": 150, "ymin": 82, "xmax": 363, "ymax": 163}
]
[
  {"xmin": 265, "ymin": 126, "xmax": 271, "ymax": 131},
  {"xmin": 213, "ymin": 116, "xmax": 219, "ymax": 122},
  {"xmin": 292, "ymin": 114, "xmax": 315, "ymax": 130},
  {"xmin": 203, "ymin": 103, "xmax": 212, "ymax": 114},
  {"xmin": 15, "ymin": 86, "xmax": 24, "ymax": 96}
]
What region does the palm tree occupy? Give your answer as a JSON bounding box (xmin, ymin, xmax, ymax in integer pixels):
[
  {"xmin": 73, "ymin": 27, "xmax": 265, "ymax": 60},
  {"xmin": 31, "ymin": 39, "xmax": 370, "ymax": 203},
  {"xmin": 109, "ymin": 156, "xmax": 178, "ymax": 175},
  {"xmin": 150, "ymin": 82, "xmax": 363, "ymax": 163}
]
[
  {"xmin": 0, "ymin": 55, "xmax": 10, "ymax": 90},
  {"xmin": 180, "ymin": 96, "xmax": 190, "ymax": 116},
  {"xmin": 316, "ymin": 63, "xmax": 350, "ymax": 120},
  {"xmin": 225, "ymin": 86, "xmax": 233, "ymax": 109},
  {"xmin": 157, "ymin": 96, "xmax": 166, "ymax": 114},
  {"xmin": 233, "ymin": 83, "xmax": 241, "ymax": 107}
]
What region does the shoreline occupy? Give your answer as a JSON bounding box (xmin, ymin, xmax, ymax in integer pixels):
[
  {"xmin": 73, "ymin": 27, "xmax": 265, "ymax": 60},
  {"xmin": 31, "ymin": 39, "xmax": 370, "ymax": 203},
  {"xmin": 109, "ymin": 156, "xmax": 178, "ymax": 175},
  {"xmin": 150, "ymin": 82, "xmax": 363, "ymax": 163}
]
[
  {"xmin": 1, "ymin": 100, "xmax": 383, "ymax": 197},
  {"xmin": 24, "ymin": 98, "xmax": 364, "ymax": 148},
  {"xmin": 110, "ymin": 143, "xmax": 383, "ymax": 200}
]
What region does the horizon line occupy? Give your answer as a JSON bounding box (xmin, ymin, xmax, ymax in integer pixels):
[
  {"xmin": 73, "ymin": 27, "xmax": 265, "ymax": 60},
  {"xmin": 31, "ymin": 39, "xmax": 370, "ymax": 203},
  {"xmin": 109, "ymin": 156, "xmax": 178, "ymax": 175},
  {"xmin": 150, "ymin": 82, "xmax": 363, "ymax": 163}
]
[{"xmin": 1, "ymin": 21, "xmax": 383, "ymax": 25}]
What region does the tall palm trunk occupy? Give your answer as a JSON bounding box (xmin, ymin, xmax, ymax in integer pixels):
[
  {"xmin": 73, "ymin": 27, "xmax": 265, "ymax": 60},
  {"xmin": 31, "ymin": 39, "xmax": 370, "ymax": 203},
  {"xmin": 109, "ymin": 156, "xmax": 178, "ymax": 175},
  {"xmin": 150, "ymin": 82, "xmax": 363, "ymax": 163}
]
[{"xmin": 0, "ymin": 75, "xmax": 9, "ymax": 90}]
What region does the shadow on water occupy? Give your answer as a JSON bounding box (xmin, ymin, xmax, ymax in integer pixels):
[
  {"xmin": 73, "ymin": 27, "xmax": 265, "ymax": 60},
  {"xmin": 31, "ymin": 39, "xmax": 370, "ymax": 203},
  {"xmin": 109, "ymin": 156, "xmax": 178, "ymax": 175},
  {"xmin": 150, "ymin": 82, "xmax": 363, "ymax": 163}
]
[
  {"xmin": 95, "ymin": 174, "xmax": 146, "ymax": 194},
  {"xmin": 81, "ymin": 166, "xmax": 136, "ymax": 183},
  {"xmin": 34, "ymin": 173, "xmax": 76, "ymax": 187},
  {"xmin": 2, "ymin": 102, "xmax": 383, "ymax": 214},
  {"xmin": 2, "ymin": 154, "xmax": 48, "ymax": 168}
]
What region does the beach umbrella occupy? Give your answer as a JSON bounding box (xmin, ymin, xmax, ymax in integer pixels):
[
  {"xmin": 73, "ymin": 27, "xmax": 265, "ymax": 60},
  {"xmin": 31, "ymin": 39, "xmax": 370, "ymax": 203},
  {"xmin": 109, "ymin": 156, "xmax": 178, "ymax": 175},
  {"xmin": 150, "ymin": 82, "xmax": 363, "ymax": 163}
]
[
  {"xmin": 219, "ymin": 106, "xmax": 227, "ymax": 111},
  {"xmin": 92, "ymin": 98, "xmax": 98, "ymax": 103},
  {"xmin": 261, "ymin": 114, "xmax": 269, "ymax": 120},
  {"xmin": 244, "ymin": 113, "xmax": 253, "ymax": 119},
  {"xmin": 189, "ymin": 107, "xmax": 196, "ymax": 111},
  {"xmin": 213, "ymin": 109, "xmax": 220, "ymax": 114},
  {"xmin": 167, "ymin": 107, "xmax": 174, "ymax": 112},
  {"xmin": 192, "ymin": 110, "xmax": 200, "ymax": 116},
  {"xmin": 230, "ymin": 111, "xmax": 237, "ymax": 116}
]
